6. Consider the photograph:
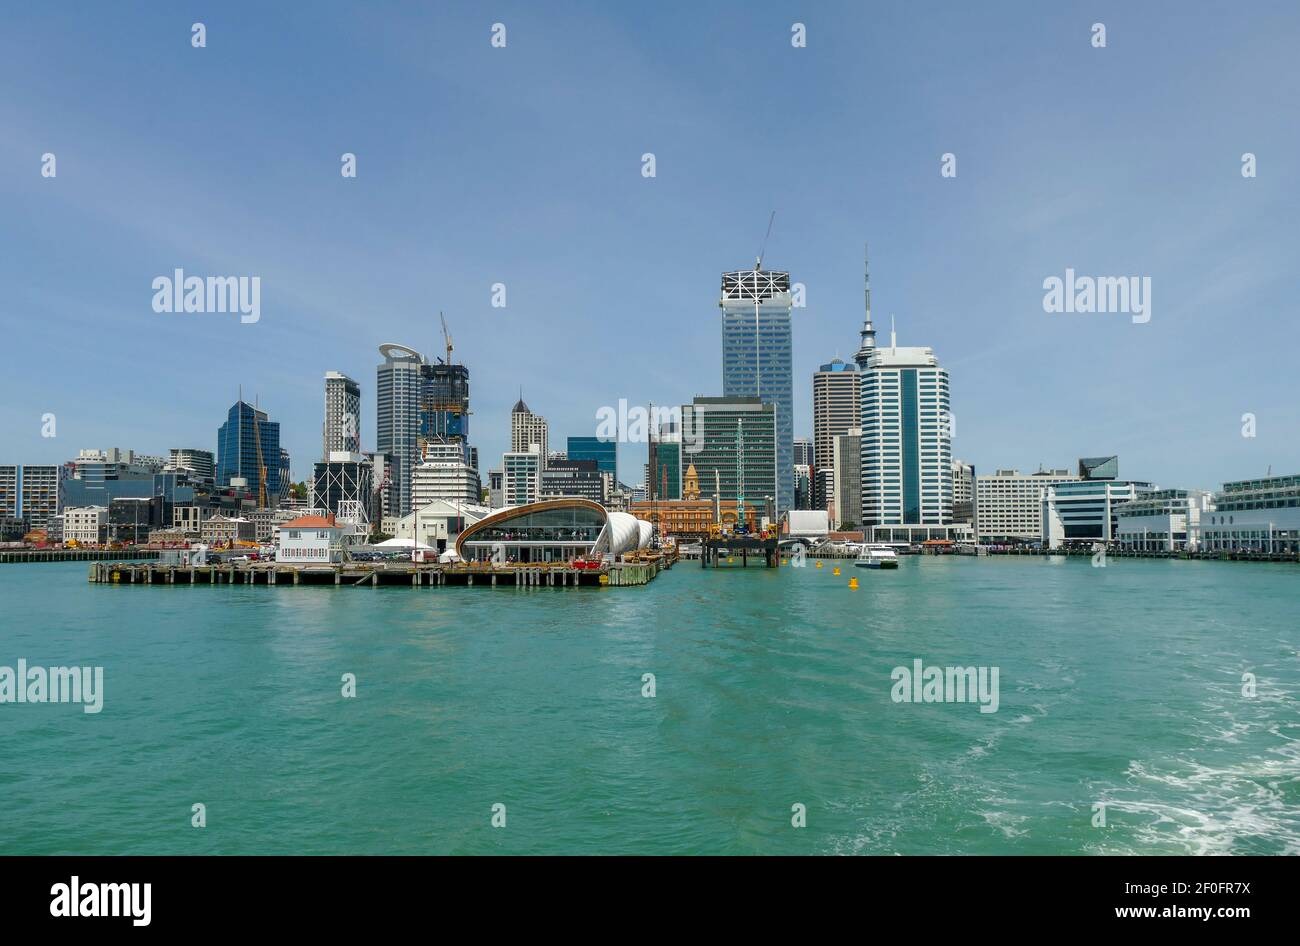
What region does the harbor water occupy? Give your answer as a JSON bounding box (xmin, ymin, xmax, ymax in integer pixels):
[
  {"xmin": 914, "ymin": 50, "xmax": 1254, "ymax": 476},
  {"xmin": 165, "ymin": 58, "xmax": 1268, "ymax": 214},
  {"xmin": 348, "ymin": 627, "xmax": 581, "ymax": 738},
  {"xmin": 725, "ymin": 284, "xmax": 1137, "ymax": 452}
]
[{"xmin": 1, "ymin": 556, "xmax": 1296, "ymax": 854}]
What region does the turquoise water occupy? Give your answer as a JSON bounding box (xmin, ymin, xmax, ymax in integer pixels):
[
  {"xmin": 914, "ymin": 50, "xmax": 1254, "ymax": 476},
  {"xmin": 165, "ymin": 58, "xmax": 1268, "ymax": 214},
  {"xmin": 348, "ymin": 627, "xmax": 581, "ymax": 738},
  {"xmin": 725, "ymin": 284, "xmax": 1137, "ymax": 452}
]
[{"xmin": 1, "ymin": 556, "xmax": 1297, "ymax": 855}]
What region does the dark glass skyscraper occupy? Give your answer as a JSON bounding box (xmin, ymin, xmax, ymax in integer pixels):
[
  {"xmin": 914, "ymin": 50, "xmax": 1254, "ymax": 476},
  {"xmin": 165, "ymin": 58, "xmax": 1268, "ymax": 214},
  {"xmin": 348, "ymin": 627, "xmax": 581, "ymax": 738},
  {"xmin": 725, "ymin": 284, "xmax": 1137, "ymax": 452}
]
[
  {"xmin": 567, "ymin": 436, "xmax": 616, "ymax": 480},
  {"xmin": 216, "ymin": 400, "xmax": 283, "ymax": 503}
]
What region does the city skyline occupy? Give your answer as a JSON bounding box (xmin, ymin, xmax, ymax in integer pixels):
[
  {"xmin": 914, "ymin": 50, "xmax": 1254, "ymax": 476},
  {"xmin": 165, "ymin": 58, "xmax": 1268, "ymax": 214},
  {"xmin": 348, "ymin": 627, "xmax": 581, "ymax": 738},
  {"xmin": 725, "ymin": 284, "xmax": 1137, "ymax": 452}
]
[{"xmin": 3, "ymin": 3, "xmax": 1299, "ymax": 490}]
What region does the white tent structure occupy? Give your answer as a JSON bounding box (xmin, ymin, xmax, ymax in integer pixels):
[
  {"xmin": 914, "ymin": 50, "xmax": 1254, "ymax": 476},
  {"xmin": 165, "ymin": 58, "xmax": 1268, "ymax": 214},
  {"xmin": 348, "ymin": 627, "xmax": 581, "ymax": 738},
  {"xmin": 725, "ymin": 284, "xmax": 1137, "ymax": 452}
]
[
  {"xmin": 593, "ymin": 511, "xmax": 641, "ymax": 558},
  {"xmin": 374, "ymin": 537, "xmax": 435, "ymax": 550},
  {"xmin": 635, "ymin": 519, "xmax": 653, "ymax": 550}
]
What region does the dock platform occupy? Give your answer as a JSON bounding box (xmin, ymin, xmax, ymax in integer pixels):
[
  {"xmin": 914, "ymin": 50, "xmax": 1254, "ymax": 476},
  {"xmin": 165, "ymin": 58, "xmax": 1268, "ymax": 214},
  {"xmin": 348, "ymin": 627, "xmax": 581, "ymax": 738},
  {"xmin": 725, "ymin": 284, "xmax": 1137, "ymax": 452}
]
[
  {"xmin": 88, "ymin": 556, "xmax": 672, "ymax": 588},
  {"xmin": 701, "ymin": 536, "xmax": 779, "ymax": 568}
]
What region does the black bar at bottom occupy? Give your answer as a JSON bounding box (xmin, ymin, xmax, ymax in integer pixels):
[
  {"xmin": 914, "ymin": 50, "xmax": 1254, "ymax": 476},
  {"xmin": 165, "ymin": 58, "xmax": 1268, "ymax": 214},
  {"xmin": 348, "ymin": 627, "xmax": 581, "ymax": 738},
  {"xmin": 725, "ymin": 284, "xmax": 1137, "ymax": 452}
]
[{"xmin": 0, "ymin": 855, "xmax": 1285, "ymax": 933}]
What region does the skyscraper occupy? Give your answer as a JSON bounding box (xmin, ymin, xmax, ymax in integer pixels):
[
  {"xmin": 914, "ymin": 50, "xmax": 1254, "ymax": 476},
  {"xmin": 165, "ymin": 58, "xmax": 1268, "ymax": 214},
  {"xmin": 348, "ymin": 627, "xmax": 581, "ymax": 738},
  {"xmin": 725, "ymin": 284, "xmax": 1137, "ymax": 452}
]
[
  {"xmin": 376, "ymin": 343, "xmax": 426, "ymax": 517},
  {"xmin": 421, "ymin": 361, "xmax": 471, "ymax": 455},
  {"xmin": 832, "ymin": 428, "xmax": 863, "ymax": 529},
  {"xmin": 510, "ymin": 396, "xmax": 549, "ymax": 467},
  {"xmin": 859, "ymin": 320, "xmax": 952, "ymax": 529},
  {"xmin": 216, "ymin": 399, "xmax": 283, "ymax": 504},
  {"xmin": 720, "ymin": 263, "xmax": 792, "ymax": 514},
  {"xmin": 323, "ymin": 371, "xmax": 361, "ymax": 457},
  {"xmin": 793, "ymin": 437, "xmax": 813, "ymax": 469},
  {"xmin": 680, "ymin": 396, "xmax": 776, "ymax": 521},
  {"xmin": 812, "ymin": 358, "xmax": 861, "ymax": 509}
]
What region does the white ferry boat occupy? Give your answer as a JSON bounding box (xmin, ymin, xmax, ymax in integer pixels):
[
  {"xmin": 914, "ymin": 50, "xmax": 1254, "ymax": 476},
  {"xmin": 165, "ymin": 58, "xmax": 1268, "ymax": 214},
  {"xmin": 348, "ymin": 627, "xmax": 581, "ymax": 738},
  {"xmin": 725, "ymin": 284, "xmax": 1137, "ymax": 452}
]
[{"xmin": 854, "ymin": 545, "xmax": 899, "ymax": 569}]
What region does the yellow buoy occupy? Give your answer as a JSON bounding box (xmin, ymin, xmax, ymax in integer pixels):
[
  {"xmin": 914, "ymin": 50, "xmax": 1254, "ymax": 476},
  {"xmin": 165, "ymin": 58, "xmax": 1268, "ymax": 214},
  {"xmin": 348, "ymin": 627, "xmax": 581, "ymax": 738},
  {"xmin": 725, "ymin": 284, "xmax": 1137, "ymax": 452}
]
[
  {"xmin": 833, "ymin": 566, "xmax": 841, "ymax": 576},
  {"xmin": 780, "ymin": 558, "xmax": 787, "ymax": 566},
  {"xmin": 727, "ymin": 556, "xmax": 733, "ymax": 564},
  {"xmin": 815, "ymin": 560, "xmax": 823, "ymax": 569},
  {"xmin": 849, "ymin": 576, "xmax": 859, "ymax": 589}
]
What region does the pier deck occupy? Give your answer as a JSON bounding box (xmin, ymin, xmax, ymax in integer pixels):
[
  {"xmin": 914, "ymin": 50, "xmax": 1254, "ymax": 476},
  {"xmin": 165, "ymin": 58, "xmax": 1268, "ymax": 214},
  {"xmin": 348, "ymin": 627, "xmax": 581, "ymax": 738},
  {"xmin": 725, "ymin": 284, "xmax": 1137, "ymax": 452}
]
[{"xmin": 88, "ymin": 555, "xmax": 672, "ymax": 588}]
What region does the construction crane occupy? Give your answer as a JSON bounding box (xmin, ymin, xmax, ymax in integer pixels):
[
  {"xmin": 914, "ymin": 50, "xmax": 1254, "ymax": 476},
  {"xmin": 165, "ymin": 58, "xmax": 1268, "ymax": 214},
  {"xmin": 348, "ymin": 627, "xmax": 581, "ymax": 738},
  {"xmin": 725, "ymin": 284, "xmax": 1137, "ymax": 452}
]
[
  {"xmin": 439, "ymin": 312, "xmax": 453, "ymax": 365},
  {"xmin": 252, "ymin": 400, "xmax": 269, "ymax": 508}
]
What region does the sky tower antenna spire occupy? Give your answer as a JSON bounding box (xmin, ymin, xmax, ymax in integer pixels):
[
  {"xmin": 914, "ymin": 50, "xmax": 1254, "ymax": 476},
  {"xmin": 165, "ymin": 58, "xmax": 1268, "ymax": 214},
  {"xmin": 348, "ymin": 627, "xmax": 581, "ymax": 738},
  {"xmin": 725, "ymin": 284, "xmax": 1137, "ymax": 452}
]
[{"xmin": 854, "ymin": 242, "xmax": 877, "ymax": 368}]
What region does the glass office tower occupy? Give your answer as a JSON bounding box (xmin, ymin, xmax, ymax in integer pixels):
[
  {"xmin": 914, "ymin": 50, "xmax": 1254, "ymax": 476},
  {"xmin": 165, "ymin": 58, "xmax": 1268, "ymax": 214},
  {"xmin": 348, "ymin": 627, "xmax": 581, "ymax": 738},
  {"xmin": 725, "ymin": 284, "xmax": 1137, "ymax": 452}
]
[
  {"xmin": 720, "ymin": 265, "xmax": 793, "ymax": 515},
  {"xmin": 216, "ymin": 400, "xmax": 283, "ymax": 501},
  {"xmin": 567, "ymin": 436, "xmax": 617, "ymax": 480},
  {"xmin": 376, "ymin": 344, "xmax": 426, "ymax": 517}
]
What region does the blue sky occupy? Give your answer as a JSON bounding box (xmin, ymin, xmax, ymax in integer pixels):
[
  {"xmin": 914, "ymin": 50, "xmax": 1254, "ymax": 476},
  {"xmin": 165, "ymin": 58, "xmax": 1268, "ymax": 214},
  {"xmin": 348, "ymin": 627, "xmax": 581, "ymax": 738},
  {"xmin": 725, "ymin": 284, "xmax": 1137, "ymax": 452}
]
[{"xmin": 3, "ymin": 1, "xmax": 1298, "ymax": 490}]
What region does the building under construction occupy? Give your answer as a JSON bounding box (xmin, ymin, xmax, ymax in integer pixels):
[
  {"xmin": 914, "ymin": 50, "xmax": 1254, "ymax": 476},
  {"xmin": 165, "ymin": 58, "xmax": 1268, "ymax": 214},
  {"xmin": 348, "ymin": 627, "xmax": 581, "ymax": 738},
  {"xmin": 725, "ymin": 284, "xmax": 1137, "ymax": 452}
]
[{"xmin": 377, "ymin": 316, "xmax": 476, "ymax": 517}]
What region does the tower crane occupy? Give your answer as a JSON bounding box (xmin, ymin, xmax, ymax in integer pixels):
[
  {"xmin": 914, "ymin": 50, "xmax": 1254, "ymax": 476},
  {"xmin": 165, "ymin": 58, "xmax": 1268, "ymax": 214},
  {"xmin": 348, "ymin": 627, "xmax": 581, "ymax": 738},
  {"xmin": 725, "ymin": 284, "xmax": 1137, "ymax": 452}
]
[
  {"xmin": 440, "ymin": 311, "xmax": 453, "ymax": 365},
  {"xmin": 252, "ymin": 400, "xmax": 269, "ymax": 509}
]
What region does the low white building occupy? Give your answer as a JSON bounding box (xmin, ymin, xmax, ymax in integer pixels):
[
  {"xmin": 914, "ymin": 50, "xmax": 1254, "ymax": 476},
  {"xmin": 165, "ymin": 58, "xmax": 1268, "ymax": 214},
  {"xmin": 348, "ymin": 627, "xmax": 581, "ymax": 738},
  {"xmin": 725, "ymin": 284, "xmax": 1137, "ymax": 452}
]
[
  {"xmin": 1201, "ymin": 474, "xmax": 1300, "ymax": 554},
  {"xmin": 393, "ymin": 499, "xmax": 492, "ymax": 552},
  {"xmin": 276, "ymin": 514, "xmax": 353, "ymax": 563},
  {"xmin": 1115, "ymin": 489, "xmax": 1212, "ymax": 552},
  {"xmin": 1041, "ymin": 480, "xmax": 1156, "ymax": 549},
  {"xmin": 974, "ymin": 468, "xmax": 1081, "ymax": 543},
  {"xmin": 63, "ymin": 506, "xmax": 108, "ymax": 545},
  {"xmin": 785, "ymin": 509, "xmax": 829, "ymax": 542}
]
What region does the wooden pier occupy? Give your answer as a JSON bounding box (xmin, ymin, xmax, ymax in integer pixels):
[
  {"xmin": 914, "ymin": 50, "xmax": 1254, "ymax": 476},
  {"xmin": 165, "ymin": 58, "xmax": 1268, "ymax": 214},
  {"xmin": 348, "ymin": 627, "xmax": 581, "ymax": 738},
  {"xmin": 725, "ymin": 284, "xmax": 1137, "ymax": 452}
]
[
  {"xmin": 88, "ymin": 555, "xmax": 672, "ymax": 589},
  {"xmin": 1, "ymin": 548, "xmax": 161, "ymax": 564}
]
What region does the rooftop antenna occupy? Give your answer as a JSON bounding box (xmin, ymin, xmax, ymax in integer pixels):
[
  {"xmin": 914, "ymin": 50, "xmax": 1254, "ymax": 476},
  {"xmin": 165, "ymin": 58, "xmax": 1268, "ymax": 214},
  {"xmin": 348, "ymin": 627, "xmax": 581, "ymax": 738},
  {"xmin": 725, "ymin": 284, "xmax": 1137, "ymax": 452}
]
[
  {"xmin": 890, "ymin": 313, "xmax": 897, "ymax": 351},
  {"xmin": 755, "ymin": 210, "xmax": 776, "ymax": 271},
  {"xmin": 864, "ymin": 243, "xmax": 872, "ymax": 320}
]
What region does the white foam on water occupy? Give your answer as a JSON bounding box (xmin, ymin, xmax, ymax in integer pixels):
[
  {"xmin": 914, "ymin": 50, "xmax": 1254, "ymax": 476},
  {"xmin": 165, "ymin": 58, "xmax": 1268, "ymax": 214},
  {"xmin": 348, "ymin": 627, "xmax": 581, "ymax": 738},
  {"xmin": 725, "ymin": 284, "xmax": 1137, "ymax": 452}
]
[{"xmin": 1095, "ymin": 737, "xmax": 1300, "ymax": 855}]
